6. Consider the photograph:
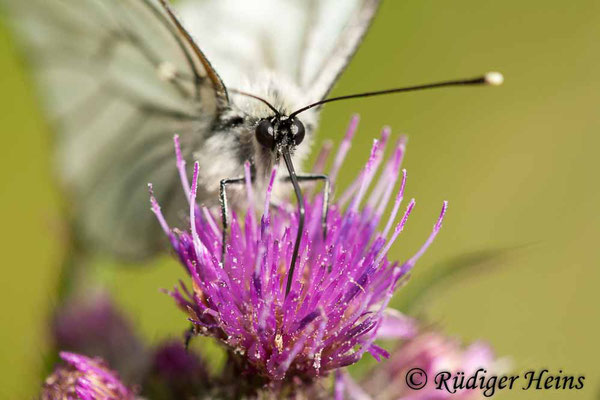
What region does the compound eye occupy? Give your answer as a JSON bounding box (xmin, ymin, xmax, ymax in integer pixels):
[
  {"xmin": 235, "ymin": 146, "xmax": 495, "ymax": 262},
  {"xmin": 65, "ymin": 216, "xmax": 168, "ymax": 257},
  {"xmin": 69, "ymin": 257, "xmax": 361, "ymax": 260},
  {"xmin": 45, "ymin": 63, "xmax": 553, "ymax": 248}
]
[
  {"xmin": 255, "ymin": 119, "xmax": 275, "ymax": 148},
  {"xmin": 291, "ymin": 119, "xmax": 305, "ymax": 145}
]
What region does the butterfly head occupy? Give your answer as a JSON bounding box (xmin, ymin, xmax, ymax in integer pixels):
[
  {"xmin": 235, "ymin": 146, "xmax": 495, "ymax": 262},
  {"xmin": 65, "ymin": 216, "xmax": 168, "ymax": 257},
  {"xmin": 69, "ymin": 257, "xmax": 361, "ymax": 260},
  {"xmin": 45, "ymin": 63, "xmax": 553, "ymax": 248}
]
[
  {"xmin": 255, "ymin": 115, "xmax": 305, "ymax": 153},
  {"xmin": 227, "ymin": 75, "xmax": 316, "ymax": 159}
]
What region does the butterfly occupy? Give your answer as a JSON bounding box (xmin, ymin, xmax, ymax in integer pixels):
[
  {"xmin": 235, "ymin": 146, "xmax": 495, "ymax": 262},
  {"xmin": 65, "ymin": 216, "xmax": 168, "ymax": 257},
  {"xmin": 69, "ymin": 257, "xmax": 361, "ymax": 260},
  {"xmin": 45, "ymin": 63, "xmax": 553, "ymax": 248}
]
[{"xmin": 3, "ymin": 0, "xmax": 500, "ymax": 270}]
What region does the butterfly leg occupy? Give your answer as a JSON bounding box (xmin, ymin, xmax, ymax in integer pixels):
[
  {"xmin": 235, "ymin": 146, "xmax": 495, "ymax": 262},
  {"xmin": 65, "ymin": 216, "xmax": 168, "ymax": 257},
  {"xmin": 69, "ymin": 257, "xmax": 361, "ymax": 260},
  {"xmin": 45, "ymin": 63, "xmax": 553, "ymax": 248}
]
[
  {"xmin": 184, "ymin": 324, "xmax": 195, "ymax": 351},
  {"xmin": 285, "ymin": 174, "xmax": 330, "ymax": 240},
  {"xmin": 219, "ymin": 177, "xmax": 245, "ymax": 264}
]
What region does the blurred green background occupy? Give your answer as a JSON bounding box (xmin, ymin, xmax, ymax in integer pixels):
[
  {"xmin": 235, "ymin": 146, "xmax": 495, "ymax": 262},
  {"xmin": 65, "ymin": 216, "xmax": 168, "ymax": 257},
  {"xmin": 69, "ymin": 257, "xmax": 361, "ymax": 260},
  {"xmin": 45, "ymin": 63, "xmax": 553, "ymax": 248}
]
[{"xmin": 1, "ymin": 0, "xmax": 599, "ymax": 398}]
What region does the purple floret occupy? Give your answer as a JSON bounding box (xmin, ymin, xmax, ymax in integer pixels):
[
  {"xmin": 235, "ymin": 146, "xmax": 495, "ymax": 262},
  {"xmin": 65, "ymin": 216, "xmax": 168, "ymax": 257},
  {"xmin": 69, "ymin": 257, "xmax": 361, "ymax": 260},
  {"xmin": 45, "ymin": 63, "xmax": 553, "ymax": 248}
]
[{"xmin": 42, "ymin": 352, "xmax": 134, "ymax": 400}]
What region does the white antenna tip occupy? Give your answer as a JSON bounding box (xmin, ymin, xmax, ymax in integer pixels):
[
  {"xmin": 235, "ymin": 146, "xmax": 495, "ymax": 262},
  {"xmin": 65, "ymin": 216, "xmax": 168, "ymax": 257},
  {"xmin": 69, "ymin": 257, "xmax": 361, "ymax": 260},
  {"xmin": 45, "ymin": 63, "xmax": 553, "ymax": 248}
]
[{"xmin": 484, "ymin": 71, "xmax": 504, "ymax": 86}]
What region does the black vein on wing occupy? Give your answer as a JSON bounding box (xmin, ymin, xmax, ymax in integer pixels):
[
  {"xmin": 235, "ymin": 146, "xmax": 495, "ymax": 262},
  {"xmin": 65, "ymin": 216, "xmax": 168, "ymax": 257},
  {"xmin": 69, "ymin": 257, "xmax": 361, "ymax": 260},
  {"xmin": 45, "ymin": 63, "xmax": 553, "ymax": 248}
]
[{"xmin": 139, "ymin": 0, "xmax": 208, "ymax": 98}]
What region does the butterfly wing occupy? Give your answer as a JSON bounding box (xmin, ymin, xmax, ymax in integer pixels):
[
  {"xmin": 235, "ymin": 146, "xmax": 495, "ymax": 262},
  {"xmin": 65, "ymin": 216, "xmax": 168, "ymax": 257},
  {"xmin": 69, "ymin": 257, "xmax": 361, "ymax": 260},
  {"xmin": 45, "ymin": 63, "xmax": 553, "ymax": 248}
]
[
  {"xmin": 178, "ymin": 0, "xmax": 380, "ymax": 101},
  {"xmin": 2, "ymin": 0, "xmax": 228, "ymax": 260},
  {"xmin": 298, "ymin": 0, "xmax": 381, "ymax": 101}
]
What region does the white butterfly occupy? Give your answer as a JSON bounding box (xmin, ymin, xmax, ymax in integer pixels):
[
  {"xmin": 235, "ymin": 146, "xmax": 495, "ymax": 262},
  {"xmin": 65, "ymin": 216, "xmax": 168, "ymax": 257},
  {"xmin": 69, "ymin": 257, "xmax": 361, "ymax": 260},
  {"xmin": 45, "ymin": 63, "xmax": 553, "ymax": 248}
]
[
  {"xmin": 3, "ymin": 0, "xmax": 381, "ymax": 260},
  {"xmin": 3, "ymin": 0, "xmax": 500, "ymax": 265}
]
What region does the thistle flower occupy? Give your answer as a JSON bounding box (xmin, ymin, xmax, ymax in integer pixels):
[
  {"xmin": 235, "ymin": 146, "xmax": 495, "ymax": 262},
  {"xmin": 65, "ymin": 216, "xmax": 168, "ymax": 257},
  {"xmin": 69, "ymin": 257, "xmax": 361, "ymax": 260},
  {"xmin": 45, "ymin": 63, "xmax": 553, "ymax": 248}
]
[
  {"xmin": 339, "ymin": 326, "xmax": 501, "ymax": 400},
  {"xmin": 142, "ymin": 340, "xmax": 209, "ymax": 399},
  {"xmin": 53, "ymin": 292, "xmax": 148, "ymax": 383},
  {"xmin": 41, "ymin": 352, "xmax": 135, "ymax": 400},
  {"xmin": 151, "ymin": 116, "xmax": 448, "ymax": 383}
]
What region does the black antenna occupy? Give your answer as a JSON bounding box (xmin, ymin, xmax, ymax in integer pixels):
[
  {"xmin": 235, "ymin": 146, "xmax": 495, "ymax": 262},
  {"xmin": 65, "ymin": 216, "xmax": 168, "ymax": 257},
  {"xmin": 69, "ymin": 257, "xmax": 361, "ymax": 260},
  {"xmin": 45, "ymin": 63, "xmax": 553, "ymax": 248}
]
[
  {"xmin": 289, "ymin": 72, "xmax": 504, "ymax": 118},
  {"xmin": 229, "ymin": 88, "xmax": 281, "ymax": 116}
]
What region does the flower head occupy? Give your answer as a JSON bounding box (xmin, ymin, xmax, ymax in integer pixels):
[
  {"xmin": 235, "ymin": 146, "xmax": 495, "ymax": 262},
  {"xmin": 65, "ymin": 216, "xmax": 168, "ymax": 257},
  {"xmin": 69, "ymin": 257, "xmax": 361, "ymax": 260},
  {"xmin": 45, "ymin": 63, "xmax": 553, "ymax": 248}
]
[
  {"xmin": 151, "ymin": 116, "xmax": 447, "ymax": 382},
  {"xmin": 42, "ymin": 352, "xmax": 134, "ymax": 400},
  {"xmin": 346, "ymin": 328, "xmax": 501, "ymax": 400},
  {"xmin": 143, "ymin": 340, "xmax": 209, "ymax": 398},
  {"xmin": 151, "ymin": 340, "xmax": 207, "ymax": 382},
  {"xmin": 53, "ymin": 292, "xmax": 147, "ymax": 383}
]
